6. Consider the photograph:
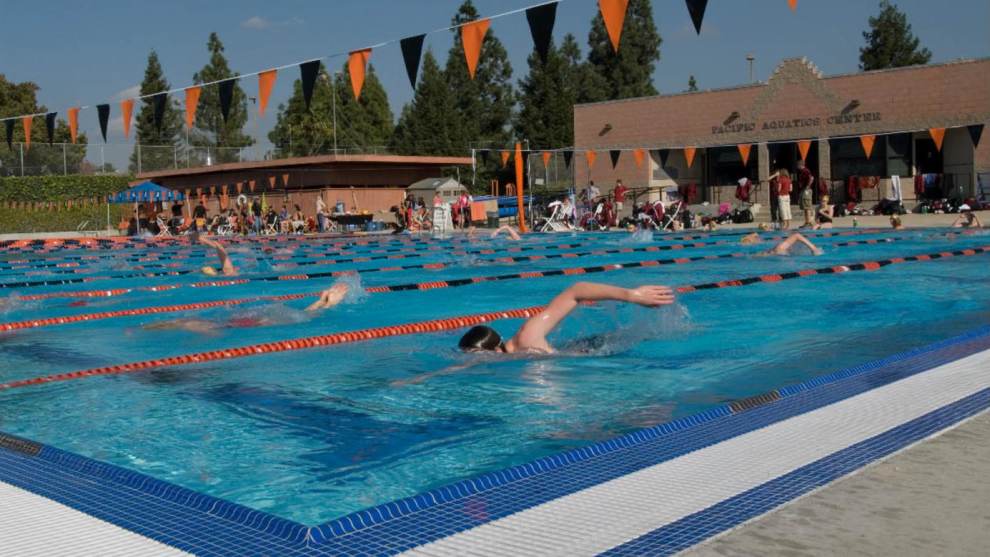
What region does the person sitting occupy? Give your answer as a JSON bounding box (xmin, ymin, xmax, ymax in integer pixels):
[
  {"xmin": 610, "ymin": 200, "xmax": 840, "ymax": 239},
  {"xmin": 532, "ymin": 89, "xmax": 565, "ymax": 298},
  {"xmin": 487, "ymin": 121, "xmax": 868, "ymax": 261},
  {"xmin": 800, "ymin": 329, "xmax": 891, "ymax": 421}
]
[
  {"xmin": 815, "ymin": 195, "xmax": 834, "ymax": 229},
  {"xmin": 292, "ymin": 205, "xmax": 306, "ymax": 233},
  {"xmin": 951, "ymin": 205, "xmax": 983, "ymax": 228},
  {"xmin": 197, "ymin": 235, "xmax": 238, "ymax": 276},
  {"xmin": 264, "ymin": 207, "xmax": 279, "ymax": 234}
]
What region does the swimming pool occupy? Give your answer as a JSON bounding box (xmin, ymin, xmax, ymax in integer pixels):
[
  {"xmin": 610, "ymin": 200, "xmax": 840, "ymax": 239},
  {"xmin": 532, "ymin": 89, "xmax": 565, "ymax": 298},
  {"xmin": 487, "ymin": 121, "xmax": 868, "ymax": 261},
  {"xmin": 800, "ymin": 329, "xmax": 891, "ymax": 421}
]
[{"xmin": 0, "ymin": 228, "xmax": 987, "ymax": 526}]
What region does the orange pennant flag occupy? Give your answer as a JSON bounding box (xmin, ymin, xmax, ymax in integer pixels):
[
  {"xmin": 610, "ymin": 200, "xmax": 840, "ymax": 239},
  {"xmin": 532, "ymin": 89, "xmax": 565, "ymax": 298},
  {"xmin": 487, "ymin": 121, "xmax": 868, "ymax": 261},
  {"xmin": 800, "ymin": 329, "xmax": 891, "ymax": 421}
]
[
  {"xmin": 684, "ymin": 147, "xmax": 697, "ymax": 168},
  {"xmin": 258, "ymin": 70, "xmax": 277, "ymax": 117},
  {"xmin": 633, "ymin": 148, "xmax": 646, "ymax": 168},
  {"xmin": 929, "ymin": 128, "xmax": 946, "ymax": 151},
  {"xmin": 348, "ymin": 49, "xmax": 372, "ymax": 100},
  {"xmin": 542, "ymin": 151, "xmax": 552, "ymax": 167},
  {"xmin": 586, "ymin": 150, "xmax": 598, "ymax": 169},
  {"xmin": 68, "ymin": 107, "xmax": 80, "ymax": 144},
  {"xmin": 282, "ymin": 173, "xmax": 290, "ymax": 187},
  {"xmin": 500, "ymin": 150, "xmax": 511, "ymax": 167},
  {"xmin": 121, "ymin": 99, "xmax": 135, "ymax": 139},
  {"xmin": 184, "ymin": 87, "xmax": 201, "ymax": 130},
  {"xmin": 249, "ymin": 180, "xmax": 256, "ymax": 193},
  {"xmin": 598, "ymin": 0, "xmax": 630, "ymax": 53},
  {"xmin": 860, "ymin": 135, "xmax": 876, "ymax": 159},
  {"xmin": 22, "ymin": 116, "xmax": 32, "ymax": 151},
  {"xmin": 268, "ymin": 176, "xmax": 276, "ymax": 189},
  {"xmin": 737, "ymin": 144, "xmax": 752, "ymax": 166},
  {"xmin": 788, "ymin": 0, "xmax": 798, "ymax": 11},
  {"xmin": 797, "ymin": 139, "xmax": 812, "ymax": 161},
  {"xmin": 461, "ymin": 19, "xmax": 491, "ymax": 79}
]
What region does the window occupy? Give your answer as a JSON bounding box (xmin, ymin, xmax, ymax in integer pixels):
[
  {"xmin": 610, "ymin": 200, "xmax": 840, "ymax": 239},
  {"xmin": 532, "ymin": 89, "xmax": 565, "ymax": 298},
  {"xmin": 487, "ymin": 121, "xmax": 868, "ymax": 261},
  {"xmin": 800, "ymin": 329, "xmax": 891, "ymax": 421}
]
[
  {"xmin": 886, "ymin": 133, "xmax": 912, "ymax": 178},
  {"xmin": 830, "ymin": 137, "xmax": 885, "ymax": 181},
  {"xmin": 706, "ymin": 146, "xmax": 758, "ymax": 186}
]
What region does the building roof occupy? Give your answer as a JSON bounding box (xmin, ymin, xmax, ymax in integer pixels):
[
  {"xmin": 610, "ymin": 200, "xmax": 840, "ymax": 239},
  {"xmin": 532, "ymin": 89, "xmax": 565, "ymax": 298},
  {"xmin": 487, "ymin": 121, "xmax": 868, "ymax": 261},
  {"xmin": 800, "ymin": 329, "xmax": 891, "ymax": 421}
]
[
  {"xmin": 136, "ymin": 154, "xmax": 473, "ymax": 181},
  {"xmin": 407, "ymin": 177, "xmax": 467, "ymax": 192}
]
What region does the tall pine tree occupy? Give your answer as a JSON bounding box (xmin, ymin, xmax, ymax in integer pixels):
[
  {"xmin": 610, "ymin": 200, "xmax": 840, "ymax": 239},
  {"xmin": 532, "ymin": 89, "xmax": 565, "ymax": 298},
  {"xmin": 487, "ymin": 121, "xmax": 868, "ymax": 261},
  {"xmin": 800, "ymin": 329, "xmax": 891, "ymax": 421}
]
[
  {"xmin": 586, "ymin": 0, "xmax": 662, "ymax": 100},
  {"xmin": 514, "ymin": 37, "xmax": 581, "ymax": 149},
  {"xmin": 390, "ymin": 51, "xmax": 460, "ymax": 156},
  {"xmin": 268, "ymin": 64, "xmax": 335, "ymax": 157},
  {"xmin": 859, "ymin": 0, "xmax": 932, "ymax": 70},
  {"xmin": 333, "ymin": 63, "xmax": 394, "ymax": 151},
  {"xmin": 129, "ymin": 50, "xmax": 182, "ymax": 173},
  {"xmin": 191, "ymin": 33, "xmax": 254, "ymax": 163}
]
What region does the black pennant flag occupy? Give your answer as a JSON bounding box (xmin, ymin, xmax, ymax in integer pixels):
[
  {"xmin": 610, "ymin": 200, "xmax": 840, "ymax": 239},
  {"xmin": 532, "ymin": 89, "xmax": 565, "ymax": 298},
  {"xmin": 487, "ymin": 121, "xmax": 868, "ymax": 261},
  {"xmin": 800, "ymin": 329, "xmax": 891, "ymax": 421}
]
[
  {"xmin": 300, "ymin": 60, "xmax": 321, "ymax": 111},
  {"xmin": 526, "ymin": 2, "xmax": 558, "ymax": 63},
  {"xmin": 609, "ymin": 149, "xmax": 621, "ymax": 168},
  {"xmin": 652, "ymin": 149, "xmax": 670, "ymax": 168},
  {"xmin": 563, "ymin": 150, "xmax": 574, "ymax": 168},
  {"xmin": 685, "ymin": 0, "xmax": 709, "ymax": 34},
  {"xmin": 5, "ymin": 120, "xmax": 14, "ymax": 150},
  {"xmin": 968, "ymin": 124, "xmax": 984, "ymax": 149},
  {"xmin": 218, "ymin": 80, "xmax": 235, "ymax": 123},
  {"xmin": 45, "ymin": 112, "xmax": 57, "ymax": 145},
  {"xmin": 97, "ymin": 104, "xmax": 110, "ymax": 143},
  {"xmin": 152, "ymin": 93, "xmax": 168, "ymax": 132},
  {"xmin": 400, "ymin": 34, "xmax": 426, "ymax": 90}
]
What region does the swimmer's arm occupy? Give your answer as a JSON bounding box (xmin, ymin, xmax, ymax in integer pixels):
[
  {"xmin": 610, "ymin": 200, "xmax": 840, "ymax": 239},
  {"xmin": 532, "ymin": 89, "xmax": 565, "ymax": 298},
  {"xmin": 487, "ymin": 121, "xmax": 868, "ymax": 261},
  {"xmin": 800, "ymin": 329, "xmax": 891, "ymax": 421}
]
[
  {"xmin": 511, "ymin": 282, "xmax": 675, "ymax": 350},
  {"xmin": 490, "ymin": 226, "xmax": 521, "ymax": 240}
]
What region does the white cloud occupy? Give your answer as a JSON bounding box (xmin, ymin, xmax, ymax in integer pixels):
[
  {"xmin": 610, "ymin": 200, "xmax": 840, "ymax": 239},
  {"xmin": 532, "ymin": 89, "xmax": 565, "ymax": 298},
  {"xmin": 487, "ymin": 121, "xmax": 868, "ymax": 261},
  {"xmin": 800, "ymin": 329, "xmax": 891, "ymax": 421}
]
[
  {"xmin": 115, "ymin": 85, "xmax": 140, "ymax": 101},
  {"xmin": 242, "ymin": 16, "xmax": 271, "ymax": 30}
]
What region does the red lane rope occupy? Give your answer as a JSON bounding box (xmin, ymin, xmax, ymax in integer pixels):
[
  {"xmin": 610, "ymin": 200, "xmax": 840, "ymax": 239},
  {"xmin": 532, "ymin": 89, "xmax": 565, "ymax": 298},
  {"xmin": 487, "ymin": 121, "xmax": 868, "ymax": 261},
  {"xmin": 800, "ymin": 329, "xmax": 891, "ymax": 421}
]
[{"xmin": 2, "ymin": 245, "xmax": 986, "ymax": 391}]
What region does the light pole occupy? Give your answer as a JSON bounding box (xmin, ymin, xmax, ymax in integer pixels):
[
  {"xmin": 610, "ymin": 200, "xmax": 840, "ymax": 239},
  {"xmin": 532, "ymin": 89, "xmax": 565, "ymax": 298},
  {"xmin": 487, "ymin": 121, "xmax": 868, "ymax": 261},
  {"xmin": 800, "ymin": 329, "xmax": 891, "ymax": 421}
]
[
  {"xmin": 319, "ymin": 72, "xmax": 339, "ymax": 154},
  {"xmin": 248, "ymin": 96, "xmax": 260, "ymax": 161},
  {"xmin": 746, "ymin": 54, "xmax": 756, "ymax": 83}
]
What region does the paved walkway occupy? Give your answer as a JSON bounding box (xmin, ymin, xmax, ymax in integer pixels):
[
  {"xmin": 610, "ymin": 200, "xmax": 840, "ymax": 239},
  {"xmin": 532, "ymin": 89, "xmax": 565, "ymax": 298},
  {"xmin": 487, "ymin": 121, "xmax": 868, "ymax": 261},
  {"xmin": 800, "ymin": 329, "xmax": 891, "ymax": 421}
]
[{"xmin": 684, "ymin": 410, "xmax": 990, "ymax": 557}]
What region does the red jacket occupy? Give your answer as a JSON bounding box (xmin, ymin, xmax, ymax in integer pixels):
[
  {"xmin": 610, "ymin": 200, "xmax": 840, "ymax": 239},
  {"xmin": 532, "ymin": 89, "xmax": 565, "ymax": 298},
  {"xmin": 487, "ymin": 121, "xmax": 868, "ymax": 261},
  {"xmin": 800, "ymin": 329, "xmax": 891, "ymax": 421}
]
[{"xmin": 778, "ymin": 176, "xmax": 793, "ymax": 196}]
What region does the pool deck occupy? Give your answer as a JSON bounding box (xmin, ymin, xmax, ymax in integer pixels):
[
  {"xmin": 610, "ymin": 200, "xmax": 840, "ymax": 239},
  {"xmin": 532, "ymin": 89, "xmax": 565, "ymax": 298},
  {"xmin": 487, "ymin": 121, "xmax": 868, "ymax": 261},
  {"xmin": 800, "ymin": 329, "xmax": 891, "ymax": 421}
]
[{"xmin": 683, "ymin": 410, "xmax": 990, "ymax": 557}]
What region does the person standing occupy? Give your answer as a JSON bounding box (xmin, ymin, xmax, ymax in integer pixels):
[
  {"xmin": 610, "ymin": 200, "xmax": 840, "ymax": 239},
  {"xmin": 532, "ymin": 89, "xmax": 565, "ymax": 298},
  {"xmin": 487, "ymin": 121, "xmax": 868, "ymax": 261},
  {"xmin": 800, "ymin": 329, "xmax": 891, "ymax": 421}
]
[
  {"xmin": 773, "ymin": 169, "xmax": 793, "ymax": 230},
  {"xmin": 796, "ymin": 160, "xmax": 815, "ymax": 228},
  {"xmin": 768, "ymin": 174, "xmax": 780, "ymax": 229},
  {"xmin": 613, "ymin": 179, "xmax": 628, "ymax": 213},
  {"xmin": 316, "ymin": 194, "xmax": 328, "ymax": 233},
  {"xmin": 251, "ymin": 198, "xmax": 262, "ymax": 235}
]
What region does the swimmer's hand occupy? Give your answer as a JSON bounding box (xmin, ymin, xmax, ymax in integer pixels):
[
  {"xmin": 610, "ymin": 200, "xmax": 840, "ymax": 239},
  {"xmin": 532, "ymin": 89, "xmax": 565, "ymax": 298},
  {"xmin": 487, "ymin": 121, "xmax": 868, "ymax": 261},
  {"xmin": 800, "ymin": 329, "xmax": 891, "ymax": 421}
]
[
  {"xmin": 306, "ymin": 283, "xmax": 350, "ymax": 312},
  {"xmin": 627, "ymin": 285, "xmax": 676, "ymax": 307}
]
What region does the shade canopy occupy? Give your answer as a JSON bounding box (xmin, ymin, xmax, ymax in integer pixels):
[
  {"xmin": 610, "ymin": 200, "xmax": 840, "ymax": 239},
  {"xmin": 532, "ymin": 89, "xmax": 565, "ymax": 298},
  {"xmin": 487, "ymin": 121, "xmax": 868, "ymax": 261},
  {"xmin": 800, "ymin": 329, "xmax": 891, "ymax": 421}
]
[{"xmin": 107, "ymin": 181, "xmax": 186, "ymax": 204}]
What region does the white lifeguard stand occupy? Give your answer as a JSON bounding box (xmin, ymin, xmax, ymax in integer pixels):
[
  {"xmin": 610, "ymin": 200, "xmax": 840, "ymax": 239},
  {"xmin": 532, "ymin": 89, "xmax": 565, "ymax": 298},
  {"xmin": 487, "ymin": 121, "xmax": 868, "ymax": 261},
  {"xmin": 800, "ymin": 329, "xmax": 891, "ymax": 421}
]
[{"xmin": 432, "ymin": 203, "xmax": 454, "ymax": 235}]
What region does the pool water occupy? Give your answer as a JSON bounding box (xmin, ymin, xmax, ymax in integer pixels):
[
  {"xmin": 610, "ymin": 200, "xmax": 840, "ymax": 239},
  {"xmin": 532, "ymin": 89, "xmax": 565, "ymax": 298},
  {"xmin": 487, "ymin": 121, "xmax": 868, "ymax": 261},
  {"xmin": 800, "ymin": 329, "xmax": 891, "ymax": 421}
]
[{"xmin": 0, "ymin": 228, "xmax": 988, "ymax": 525}]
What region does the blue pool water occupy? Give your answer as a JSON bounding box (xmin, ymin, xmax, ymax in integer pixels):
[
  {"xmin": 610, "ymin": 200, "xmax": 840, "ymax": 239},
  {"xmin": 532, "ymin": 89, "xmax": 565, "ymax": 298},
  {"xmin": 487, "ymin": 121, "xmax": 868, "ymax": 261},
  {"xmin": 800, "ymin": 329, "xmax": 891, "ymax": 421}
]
[{"xmin": 0, "ymin": 228, "xmax": 988, "ymax": 525}]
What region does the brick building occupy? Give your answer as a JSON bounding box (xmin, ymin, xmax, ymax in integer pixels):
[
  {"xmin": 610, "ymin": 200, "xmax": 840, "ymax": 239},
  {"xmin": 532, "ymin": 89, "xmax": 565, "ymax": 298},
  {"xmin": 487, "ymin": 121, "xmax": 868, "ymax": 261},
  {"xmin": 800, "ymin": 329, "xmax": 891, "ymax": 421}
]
[{"xmin": 573, "ymin": 58, "xmax": 990, "ymax": 210}]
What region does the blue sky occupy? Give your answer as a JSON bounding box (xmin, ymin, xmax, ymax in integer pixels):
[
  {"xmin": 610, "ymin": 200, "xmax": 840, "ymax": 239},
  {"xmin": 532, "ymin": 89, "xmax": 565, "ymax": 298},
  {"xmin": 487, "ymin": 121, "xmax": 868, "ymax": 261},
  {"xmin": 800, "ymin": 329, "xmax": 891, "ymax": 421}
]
[{"xmin": 1, "ymin": 0, "xmax": 987, "ymax": 167}]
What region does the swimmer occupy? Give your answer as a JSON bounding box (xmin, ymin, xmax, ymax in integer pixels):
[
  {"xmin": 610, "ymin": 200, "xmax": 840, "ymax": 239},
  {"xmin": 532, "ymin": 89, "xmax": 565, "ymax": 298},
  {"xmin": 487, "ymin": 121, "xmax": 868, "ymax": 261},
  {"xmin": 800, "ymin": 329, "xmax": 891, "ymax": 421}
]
[
  {"xmin": 760, "ymin": 232, "xmax": 823, "ymax": 256},
  {"xmin": 889, "ymin": 215, "xmax": 905, "ymax": 230},
  {"xmin": 739, "ymin": 223, "xmax": 772, "ymax": 245},
  {"xmin": 197, "ymin": 235, "xmax": 237, "ymax": 276},
  {"xmin": 305, "ymin": 283, "xmax": 350, "ymax": 311},
  {"xmin": 490, "ymin": 225, "xmax": 521, "ymax": 241},
  {"xmin": 951, "ymin": 206, "xmax": 983, "ymax": 228}
]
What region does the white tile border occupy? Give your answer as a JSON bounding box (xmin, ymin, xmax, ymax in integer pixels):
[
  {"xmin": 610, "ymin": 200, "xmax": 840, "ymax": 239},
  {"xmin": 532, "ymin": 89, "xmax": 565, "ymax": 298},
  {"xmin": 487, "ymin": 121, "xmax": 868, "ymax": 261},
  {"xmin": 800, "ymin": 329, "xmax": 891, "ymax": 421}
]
[
  {"xmin": 401, "ymin": 349, "xmax": 990, "ymax": 557},
  {"xmin": 0, "ymin": 481, "xmax": 191, "ymax": 557}
]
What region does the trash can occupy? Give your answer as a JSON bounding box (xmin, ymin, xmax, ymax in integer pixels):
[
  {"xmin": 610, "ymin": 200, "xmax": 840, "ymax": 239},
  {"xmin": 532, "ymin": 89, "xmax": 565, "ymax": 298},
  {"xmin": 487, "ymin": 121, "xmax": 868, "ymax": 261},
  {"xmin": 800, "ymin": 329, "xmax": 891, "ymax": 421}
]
[{"xmin": 486, "ymin": 211, "xmax": 499, "ymax": 228}]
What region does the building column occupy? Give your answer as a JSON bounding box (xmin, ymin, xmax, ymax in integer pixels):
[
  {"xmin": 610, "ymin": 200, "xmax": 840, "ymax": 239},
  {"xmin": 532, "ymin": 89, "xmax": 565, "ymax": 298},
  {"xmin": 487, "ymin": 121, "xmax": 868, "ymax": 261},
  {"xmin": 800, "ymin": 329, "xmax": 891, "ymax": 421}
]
[
  {"xmin": 817, "ymin": 138, "xmax": 831, "ymax": 187},
  {"xmin": 758, "ymin": 143, "xmax": 771, "ymax": 208}
]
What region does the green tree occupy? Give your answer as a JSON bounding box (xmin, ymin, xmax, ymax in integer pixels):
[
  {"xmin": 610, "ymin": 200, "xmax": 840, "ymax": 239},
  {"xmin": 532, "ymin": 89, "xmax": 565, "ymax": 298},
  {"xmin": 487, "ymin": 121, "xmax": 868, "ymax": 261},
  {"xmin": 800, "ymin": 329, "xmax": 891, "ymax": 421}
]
[
  {"xmin": 859, "ymin": 0, "xmax": 932, "ymax": 70},
  {"xmin": 687, "ymin": 75, "xmax": 698, "ymax": 92},
  {"xmin": 333, "ymin": 63, "xmax": 394, "ymax": 151},
  {"xmin": 514, "ymin": 37, "xmax": 583, "ymax": 149},
  {"xmin": 191, "ymin": 33, "xmax": 254, "ymax": 163},
  {"xmin": 0, "ymin": 75, "xmax": 88, "ymax": 177},
  {"xmin": 129, "ymin": 50, "xmax": 183, "ymax": 173},
  {"xmin": 586, "ymin": 0, "xmax": 662, "ymax": 100},
  {"xmin": 268, "ymin": 64, "xmax": 335, "ymax": 157},
  {"xmin": 390, "ymin": 51, "xmax": 460, "ymax": 156}
]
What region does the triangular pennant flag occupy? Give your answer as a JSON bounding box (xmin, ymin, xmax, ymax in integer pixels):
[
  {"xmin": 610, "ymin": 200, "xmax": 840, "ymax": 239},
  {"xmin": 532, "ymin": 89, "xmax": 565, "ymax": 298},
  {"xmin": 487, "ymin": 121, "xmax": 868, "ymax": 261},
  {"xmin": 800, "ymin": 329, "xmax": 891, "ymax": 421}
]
[
  {"xmin": 184, "ymin": 86, "xmax": 201, "ymax": 130},
  {"xmin": 653, "ymin": 149, "xmax": 671, "ymax": 168},
  {"xmin": 542, "ymin": 151, "xmax": 552, "ymax": 167},
  {"xmin": 685, "ymin": 0, "xmax": 708, "ymax": 34},
  {"xmin": 121, "ymin": 99, "xmax": 134, "ymax": 139},
  {"xmin": 929, "ymin": 128, "xmax": 945, "ymax": 152},
  {"xmin": 788, "ymin": 0, "xmax": 798, "ymax": 11},
  {"xmin": 461, "ymin": 19, "xmax": 490, "ymax": 79},
  {"xmin": 348, "ymin": 49, "xmax": 372, "ymax": 100},
  {"xmin": 797, "ymin": 139, "xmax": 812, "ymax": 161},
  {"xmin": 563, "ymin": 150, "xmax": 574, "ymax": 168},
  {"xmin": 968, "ymin": 124, "xmax": 984, "ymax": 149},
  {"xmin": 609, "ymin": 149, "xmax": 621, "ymax": 168},
  {"xmin": 4, "ymin": 120, "xmax": 13, "ymax": 150},
  {"xmin": 282, "ymin": 173, "xmax": 289, "ymax": 187},
  {"xmin": 68, "ymin": 108, "xmax": 80, "ymax": 144},
  {"xmin": 268, "ymin": 176, "xmax": 276, "ymax": 189},
  {"xmin": 249, "ymin": 180, "xmax": 256, "ymax": 193},
  {"xmin": 586, "ymin": 150, "xmax": 597, "ymax": 168},
  {"xmin": 97, "ymin": 104, "xmax": 110, "ymax": 142},
  {"xmin": 500, "ymin": 150, "xmax": 511, "ymax": 167},
  {"xmin": 218, "ymin": 80, "xmax": 235, "ymax": 123},
  {"xmin": 737, "ymin": 143, "xmax": 752, "ymax": 166},
  {"xmin": 633, "ymin": 148, "xmax": 645, "ymax": 168},
  {"xmin": 22, "ymin": 116, "xmax": 32, "ymax": 151},
  {"xmin": 400, "ymin": 35, "xmax": 426, "ymax": 90},
  {"xmin": 860, "ymin": 135, "xmax": 876, "ymax": 159},
  {"xmin": 598, "ymin": 0, "xmax": 629, "ymax": 53},
  {"xmin": 257, "ymin": 70, "xmax": 277, "ymax": 117},
  {"xmin": 526, "ymin": 2, "xmax": 558, "ymax": 63},
  {"xmin": 45, "ymin": 112, "xmax": 56, "ymax": 145},
  {"xmin": 684, "ymin": 147, "xmax": 697, "ymax": 168},
  {"xmin": 300, "ymin": 60, "xmax": 321, "ymax": 111},
  {"xmin": 151, "ymin": 93, "xmax": 168, "ymax": 132}
]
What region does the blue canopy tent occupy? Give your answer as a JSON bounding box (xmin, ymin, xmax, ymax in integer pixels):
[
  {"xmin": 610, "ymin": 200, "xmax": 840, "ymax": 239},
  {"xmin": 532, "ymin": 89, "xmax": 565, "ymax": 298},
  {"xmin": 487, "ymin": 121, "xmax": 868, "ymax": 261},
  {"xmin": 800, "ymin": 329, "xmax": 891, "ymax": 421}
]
[{"xmin": 106, "ymin": 181, "xmax": 185, "ymax": 235}]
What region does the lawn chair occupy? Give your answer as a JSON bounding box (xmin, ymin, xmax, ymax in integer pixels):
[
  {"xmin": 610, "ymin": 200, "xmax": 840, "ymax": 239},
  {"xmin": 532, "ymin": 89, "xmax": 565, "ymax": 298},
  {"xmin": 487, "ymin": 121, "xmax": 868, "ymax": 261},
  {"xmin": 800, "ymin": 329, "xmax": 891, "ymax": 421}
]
[
  {"xmin": 538, "ymin": 201, "xmax": 572, "ymax": 232},
  {"xmin": 156, "ymin": 216, "xmax": 174, "ymax": 238}
]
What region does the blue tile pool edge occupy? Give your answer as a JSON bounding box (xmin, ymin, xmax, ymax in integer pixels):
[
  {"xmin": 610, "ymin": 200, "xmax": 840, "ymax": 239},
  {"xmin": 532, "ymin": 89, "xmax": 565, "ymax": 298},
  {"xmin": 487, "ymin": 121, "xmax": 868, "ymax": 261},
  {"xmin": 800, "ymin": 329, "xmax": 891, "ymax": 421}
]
[{"xmin": 0, "ymin": 323, "xmax": 987, "ymax": 555}]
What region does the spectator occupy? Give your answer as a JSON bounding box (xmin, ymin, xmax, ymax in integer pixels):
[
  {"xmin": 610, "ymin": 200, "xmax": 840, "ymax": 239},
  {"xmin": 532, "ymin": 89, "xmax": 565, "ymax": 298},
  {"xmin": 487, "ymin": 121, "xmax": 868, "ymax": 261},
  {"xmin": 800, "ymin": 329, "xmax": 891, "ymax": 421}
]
[
  {"xmin": 251, "ymin": 198, "xmax": 263, "ymax": 234},
  {"xmin": 613, "ymin": 179, "xmax": 628, "ymax": 212},
  {"xmin": 771, "ymin": 169, "xmax": 793, "ymax": 230},
  {"xmin": 193, "ymin": 200, "xmax": 208, "ymax": 232},
  {"xmin": 316, "ymin": 195, "xmax": 328, "ymax": 233}
]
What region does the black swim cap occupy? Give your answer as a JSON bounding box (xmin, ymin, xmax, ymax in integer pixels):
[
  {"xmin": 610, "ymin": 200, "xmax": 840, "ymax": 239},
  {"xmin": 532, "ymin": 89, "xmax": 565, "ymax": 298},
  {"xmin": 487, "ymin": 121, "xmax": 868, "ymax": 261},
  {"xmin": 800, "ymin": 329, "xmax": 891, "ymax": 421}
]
[{"xmin": 459, "ymin": 325, "xmax": 503, "ymax": 351}]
